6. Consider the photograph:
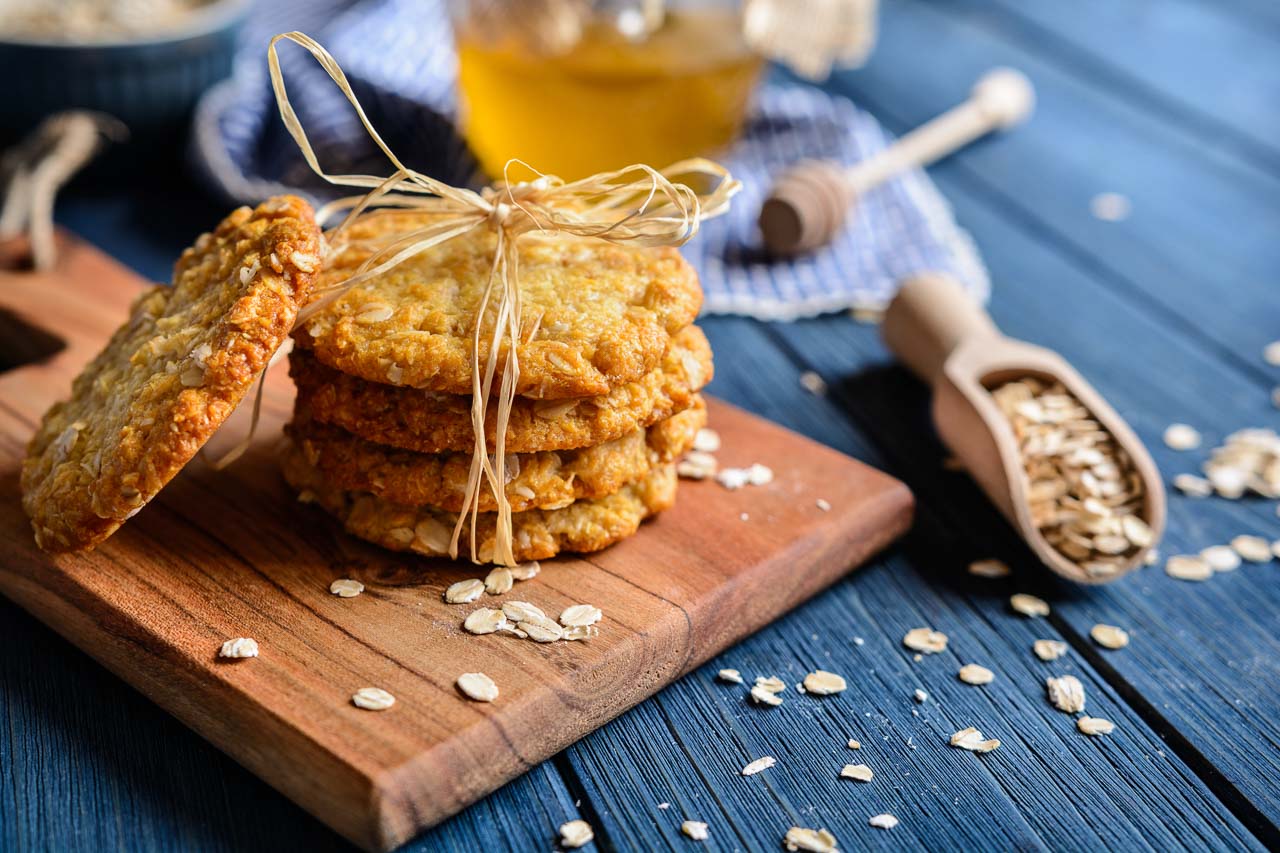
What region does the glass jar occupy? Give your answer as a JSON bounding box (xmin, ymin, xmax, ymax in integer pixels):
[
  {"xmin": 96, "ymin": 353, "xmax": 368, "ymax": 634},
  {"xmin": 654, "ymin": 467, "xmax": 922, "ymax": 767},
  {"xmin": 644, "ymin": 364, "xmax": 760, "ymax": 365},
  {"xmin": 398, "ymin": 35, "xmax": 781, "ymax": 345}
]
[{"xmin": 450, "ymin": 0, "xmax": 765, "ymax": 180}]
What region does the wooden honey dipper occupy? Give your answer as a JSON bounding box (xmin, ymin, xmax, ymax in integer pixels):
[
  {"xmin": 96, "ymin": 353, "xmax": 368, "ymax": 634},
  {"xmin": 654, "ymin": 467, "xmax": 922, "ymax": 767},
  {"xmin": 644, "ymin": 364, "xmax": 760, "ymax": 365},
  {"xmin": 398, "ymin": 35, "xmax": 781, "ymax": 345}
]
[
  {"xmin": 881, "ymin": 273, "xmax": 1166, "ymax": 584},
  {"xmin": 758, "ymin": 68, "xmax": 1035, "ymax": 255}
]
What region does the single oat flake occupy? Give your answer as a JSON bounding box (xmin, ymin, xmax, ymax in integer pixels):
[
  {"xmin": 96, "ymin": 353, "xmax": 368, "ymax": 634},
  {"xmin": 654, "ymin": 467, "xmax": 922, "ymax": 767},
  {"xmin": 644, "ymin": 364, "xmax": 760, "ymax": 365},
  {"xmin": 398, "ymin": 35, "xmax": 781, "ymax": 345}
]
[
  {"xmin": 1173, "ymin": 474, "xmax": 1213, "ymax": 497},
  {"xmin": 352, "ymin": 687, "xmax": 395, "ymax": 711},
  {"xmin": 754, "ymin": 675, "xmax": 786, "ymax": 693},
  {"xmin": 456, "ymin": 672, "xmax": 499, "ymax": 703},
  {"xmin": 950, "ymin": 727, "xmax": 1001, "ymax": 753},
  {"xmin": 1090, "ymin": 624, "xmax": 1129, "ymax": 649},
  {"xmin": 508, "ymin": 561, "xmax": 541, "ymax": 581},
  {"xmin": 1163, "ymin": 423, "xmax": 1202, "ymax": 451},
  {"xmin": 559, "ymin": 819, "xmax": 594, "ymax": 849},
  {"xmin": 1231, "ymin": 534, "xmax": 1273, "ymax": 563},
  {"xmin": 1165, "ymin": 554, "xmax": 1212, "ymax": 581},
  {"xmin": 483, "ymin": 567, "xmax": 514, "ymax": 595},
  {"xmin": 329, "ymin": 578, "xmax": 364, "ymax": 597},
  {"xmin": 958, "ymin": 664, "xmax": 995, "ymax": 685},
  {"xmin": 839, "ymin": 763, "xmax": 874, "ymax": 782},
  {"xmin": 560, "ymin": 604, "xmax": 603, "ymax": 627},
  {"xmin": 803, "ymin": 670, "xmax": 847, "ymax": 695},
  {"xmin": 913, "ymin": 688, "xmax": 929, "ymax": 703},
  {"xmin": 501, "ymin": 600, "xmax": 545, "ymax": 622},
  {"xmin": 741, "ymin": 755, "xmax": 776, "ymax": 776},
  {"xmin": 1010, "ymin": 593, "xmax": 1050, "ymax": 617},
  {"xmin": 218, "ymin": 637, "xmax": 258, "ymax": 659},
  {"xmin": 1046, "ymin": 675, "xmax": 1086, "ymax": 713},
  {"xmin": 868, "ymin": 813, "xmax": 899, "ymax": 830},
  {"xmin": 444, "ymin": 578, "xmax": 485, "ymax": 604},
  {"xmin": 463, "ymin": 608, "xmax": 508, "ymax": 635},
  {"xmin": 750, "ymin": 685, "xmax": 784, "ymax": 706},
  {"xmin": 1033, "ymin": 639, "xmax": 1068, "ymax": 661},
  {"xmin": 1078, "ymin": 716, "xmax": 1116, "ymax": 736},
  {"xmin": 784, "ymin": 827, "xmax": 839, "ymax": 852},
  {"xmin": 693, "ymin": 427, "xmax": 721, "ymax": 453},
  {"xmin": 847, "ymin": 739, "xmax": 861, "ymax": 749},
  {"xmin": 1201, "ymin": 545, "xmax": 1241, "ymax": 572},
  {"xmin": 717, "ymin": 669, "xmax": 744, "ymax": 684},
  {"xmin": 681, "ymin": 820, "xmax": 709, "ymax": 841},
  {"xmin": 968, "ymin": 558, "xmax": 1010, "ymax": 578},
  {"xmin": 903, "ymin": 627, "xmax": 948, "ymax": 654}
]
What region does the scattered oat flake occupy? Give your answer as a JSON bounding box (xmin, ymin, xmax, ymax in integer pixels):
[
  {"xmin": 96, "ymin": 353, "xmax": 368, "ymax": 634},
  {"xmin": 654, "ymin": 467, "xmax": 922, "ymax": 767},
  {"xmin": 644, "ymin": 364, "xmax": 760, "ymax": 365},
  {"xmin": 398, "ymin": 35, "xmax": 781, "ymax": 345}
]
[
  {"xmin": 508, "ymin": 561, "xmax": 541, "ymax": 581},
  {"xmin": 1201, "ymin": 545, "xmax": 1241, "ymax": 572},
  {"xmin": 1265, "ymin": 341, "xmax": 1280, "ymax": 366},
  {"xmin": 445, "ymin": 578, "xmax": 485, "ymax": 604},
  {"xmin": 677, "ymin": 450, "xmax": 718, "ymax": 480},
  {"xmin": 456, "ymin": 672, "xmax": 499, "ymax": 702},
  {"xmin": 1046, "ymin": 675, "xmax": 1086, "ymax": 713},
  {"xmin": 950, "ymin": 726, "xmax": 1001, "ymax": 752},
  {"xmin": 681, "ymin": 820, "xmax": 709, "ymax": 841},
  {"xmin": 559, "ymin": 819, "xmax": 594, "ymax": 848},
  {"xmin": 868, "ymin": 813, "xmax": 899, "ymax": 830},
  {"xmin": 839, "ymin": 763, "xmax": 874, "ymax": 782},
  {"xmin": 484, "ymin": 567, "xmax": 514, "ymax": 595},
  {"xmin": 815, "ymin": 498, "xmax": 831, "ymax": 512},
  {"xmin": 741, "ymin": 755, "xmax": 776, "ymax": 776},
  {"xmin": 1163, "ymin": 423, "xmax": 1201, "ymax": 451},
  {"xmin": 1010, "ymin": 593, "xmax": 1050, "ymax": 617},
  {"xmin": 1090, "ymin": 191, "xmax": 1131, "ymax": 221},
  {"xmin": 902, "ymin": 627, "xmax": 948, "ymax": 653},
  {"xmin": 693, "ymin": 427, "xmax": 721, "ymax": 453},
  {"xmin": 657, "ymin": 803, "xmax": 670, "ymax": 810},
  {"xmin": 560, "ymin": 604, "xmax": 603, "ymax": 627},
  {"xmin": 1078, "ymin": 716, "xmax": 1116, "ymax": 736},
  {"xmin": 803, "ymin": 670, "xmax": 847, "ymax": 695},
  {"xmin": 1173, "ymin": 473, "xmax": 1213, "ymax": 497},
  {"xmin": 329, "ymin": 578, "xmax": 364, "ymax": 598},
  {"xmin": 1090, "ymin": 624, "xmax": 1129, "ymax": 649},
  {"xmin": 519, "ymin": 614, "xmax": 565, "ymax": 643},
  {"xmin": 716, "ymin": 463, "xmax": 774, "ymax": 490},
  {"xmin": 501, "ymin": 600, "xmax": 545, "ymax": 622},
  {"xmin": 218, "ymin": 637, "xmax": 258, "ymax": 659},
  {"xmin": 463, "ymin": 608, "xmax": 508, "ymax": 635},
  {"xmin": 968, "ymin": 558, "xmax": 1010, "ymax": 578},
  {"xmin": 562, "ymin": 625, "xmax": 599, "ymax": 641},
  {"xmin": 913, "ymin": 688, "xmax": 928, "ymax": 703},
  {"xmin": 799, "ymin": 371, "xmax": 828, "ymax": 396},
  {"xmin": 717, "ymin": 668, "xmax": 744, "ymax": 684},
  {"xmin": 750, "ymin": 685, "xmax": 784, "ymax": 706},
  {"xmin": 958, "ymin": 664, "xmax": 995, "ymax": 685},
  {"xmin": 1231, "ymin": 534, "xmax": 1273, "ymax": 563},
  {"xmin": 847, "ymin": 739, "xmax": 861, "ymax": 749},
  {"xmin": 1165, "ymin": 554, "xmax": 1212, "ymax": 581},
  {"xmin": 784, "ymin": 827, "xmax": 839, "ymax": 852},
  {"xmin": 1033, "ymin": 639, "xmax": 1068, "ymax": 661},
  {"xmin": 755, "ymin": 675, "xmax": 786, "ymax": 693},
  {"xmin": 351, "ymin": 687, "xmax": 395, "ymax": 711}
]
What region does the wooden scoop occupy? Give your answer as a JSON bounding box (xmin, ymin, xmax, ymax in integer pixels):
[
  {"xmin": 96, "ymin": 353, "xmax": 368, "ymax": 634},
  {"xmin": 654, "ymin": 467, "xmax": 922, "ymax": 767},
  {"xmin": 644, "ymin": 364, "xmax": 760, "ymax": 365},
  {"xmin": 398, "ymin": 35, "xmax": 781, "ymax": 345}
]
[
  {"xmin": 759, "ymin": 68, "xmax": 1035, "ymax": 256},
  {"xmin": 881, "ymin": 273, "xmax": 1166, "ymax": 584}
]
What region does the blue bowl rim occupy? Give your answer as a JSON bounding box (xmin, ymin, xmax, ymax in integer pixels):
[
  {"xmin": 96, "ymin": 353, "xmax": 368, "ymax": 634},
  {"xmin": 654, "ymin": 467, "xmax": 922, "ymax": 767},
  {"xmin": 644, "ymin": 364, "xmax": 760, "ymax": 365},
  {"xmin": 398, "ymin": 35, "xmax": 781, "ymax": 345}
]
[{"xmin": 0, "ymin": 0, "xmax": 252, "ymax": 50}]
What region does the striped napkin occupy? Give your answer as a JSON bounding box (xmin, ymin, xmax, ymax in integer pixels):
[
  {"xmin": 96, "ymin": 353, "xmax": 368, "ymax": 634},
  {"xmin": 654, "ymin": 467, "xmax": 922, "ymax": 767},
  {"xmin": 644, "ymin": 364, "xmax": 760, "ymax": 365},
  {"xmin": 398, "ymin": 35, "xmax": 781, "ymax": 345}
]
[{"xmin": 192, "ymin": 0, "xmax": 988, "ymax": 320}]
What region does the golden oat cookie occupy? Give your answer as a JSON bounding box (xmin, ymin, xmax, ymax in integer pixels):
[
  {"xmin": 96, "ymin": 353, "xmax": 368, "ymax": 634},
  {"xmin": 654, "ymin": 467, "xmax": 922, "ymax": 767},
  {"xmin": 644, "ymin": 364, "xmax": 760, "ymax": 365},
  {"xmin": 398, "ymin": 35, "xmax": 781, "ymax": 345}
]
[
  {"xmin": 21, "ymin": 196, "xmax": 322, "ymax": 552},
  {"xmin": 295, "ymin": 209, "xmax": 702, "ymax": 398},
  {"xmin": 290, "ymin": 324, "xmax": 713, "ymax": 454},
  {"xmin": 288, "ymin": 396, "xmax": 705, "ymax": 513},
  {"xmin": 282, "ymin": 443, "xmax": 677, "ymax": 563}
]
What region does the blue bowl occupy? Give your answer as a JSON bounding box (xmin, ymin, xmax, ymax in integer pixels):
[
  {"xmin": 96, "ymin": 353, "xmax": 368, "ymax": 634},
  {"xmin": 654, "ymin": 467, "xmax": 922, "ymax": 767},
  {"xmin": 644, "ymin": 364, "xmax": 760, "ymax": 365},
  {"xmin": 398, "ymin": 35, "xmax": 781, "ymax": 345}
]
[{"xmin": 0, "ymin": 0, "xmax": 251, "ymax": 145}]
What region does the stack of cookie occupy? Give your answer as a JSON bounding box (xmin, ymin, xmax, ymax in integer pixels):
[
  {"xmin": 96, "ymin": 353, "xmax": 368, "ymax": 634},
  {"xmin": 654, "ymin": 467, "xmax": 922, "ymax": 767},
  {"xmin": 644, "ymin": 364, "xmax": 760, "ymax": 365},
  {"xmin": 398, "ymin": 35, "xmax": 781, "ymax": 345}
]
[{"xmin": 281, "ymin": 211, "xmax": 712, "ymax": 564}]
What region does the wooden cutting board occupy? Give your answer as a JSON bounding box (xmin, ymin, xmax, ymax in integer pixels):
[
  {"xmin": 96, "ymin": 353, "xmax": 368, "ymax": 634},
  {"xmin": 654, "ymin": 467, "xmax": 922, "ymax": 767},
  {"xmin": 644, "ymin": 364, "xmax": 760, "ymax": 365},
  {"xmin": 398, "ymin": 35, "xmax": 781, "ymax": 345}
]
[{"xmin": 0, "ymin": 234, "xmax": 913, "ymax": 851}]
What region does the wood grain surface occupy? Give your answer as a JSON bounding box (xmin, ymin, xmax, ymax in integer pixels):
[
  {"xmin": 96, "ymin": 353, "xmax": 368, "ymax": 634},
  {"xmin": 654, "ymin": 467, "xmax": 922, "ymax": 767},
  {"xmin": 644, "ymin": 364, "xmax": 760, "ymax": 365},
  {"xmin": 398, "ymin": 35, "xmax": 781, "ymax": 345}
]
[{"xmin": 0, "ymin": 235, "xmax": 913, "ymax": 851}]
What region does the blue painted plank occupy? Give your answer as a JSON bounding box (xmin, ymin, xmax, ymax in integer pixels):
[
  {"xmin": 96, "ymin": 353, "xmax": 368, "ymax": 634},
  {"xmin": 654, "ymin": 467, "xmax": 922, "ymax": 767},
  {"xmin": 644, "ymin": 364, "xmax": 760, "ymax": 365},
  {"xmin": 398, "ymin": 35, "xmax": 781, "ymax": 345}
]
[
  {"xmin": 770, "ymin": 175, "xmax": 1280, "ymax": 835},
  {"xmin": 950, "ymin": 0, "xmax": 1280, "ymax": 172},
  {"xmin": 557, "ymin": 316, "xmax": 1264, "ymax": 852},
  {"xmin": 0, "ymin": 599, "xmax": 584, "ymax": 852},
  {"xmin": 832, "ymin": 0, "xmax": 1280, "ymax": 379}
]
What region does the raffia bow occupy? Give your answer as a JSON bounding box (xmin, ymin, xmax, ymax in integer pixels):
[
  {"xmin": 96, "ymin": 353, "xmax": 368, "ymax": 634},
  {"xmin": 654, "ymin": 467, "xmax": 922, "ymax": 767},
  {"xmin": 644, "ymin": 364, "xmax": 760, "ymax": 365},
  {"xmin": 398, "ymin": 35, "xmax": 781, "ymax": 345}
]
[{"xmin": 268, "ymin": 32, "xmax": 739, "ymax": 565}]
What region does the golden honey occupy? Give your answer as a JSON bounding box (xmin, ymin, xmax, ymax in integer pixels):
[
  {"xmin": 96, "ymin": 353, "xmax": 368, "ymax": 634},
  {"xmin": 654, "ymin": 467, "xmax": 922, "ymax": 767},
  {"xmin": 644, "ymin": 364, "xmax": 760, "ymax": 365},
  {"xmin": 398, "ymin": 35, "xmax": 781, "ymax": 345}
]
[{"xmin": 456, "ymin": 9, "xmax": 763, "ymax": 180}]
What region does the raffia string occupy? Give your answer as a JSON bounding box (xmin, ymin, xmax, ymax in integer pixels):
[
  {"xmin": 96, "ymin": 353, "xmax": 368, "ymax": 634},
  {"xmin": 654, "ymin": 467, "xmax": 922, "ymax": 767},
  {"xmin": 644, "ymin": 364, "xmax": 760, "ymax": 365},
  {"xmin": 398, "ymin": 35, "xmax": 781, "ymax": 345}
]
[{"xmin": 267, "ymin": 31, "xmax": 739, "ymax": 565}]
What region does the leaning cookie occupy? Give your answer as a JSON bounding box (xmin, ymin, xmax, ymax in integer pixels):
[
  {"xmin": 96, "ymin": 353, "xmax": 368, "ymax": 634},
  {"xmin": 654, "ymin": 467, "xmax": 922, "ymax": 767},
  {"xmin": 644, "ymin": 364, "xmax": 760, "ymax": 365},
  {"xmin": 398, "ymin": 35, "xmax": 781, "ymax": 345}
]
[
  {"xmin": 283, "ymin": 443, "xmax": 677, "ymax": 563},
  {"xmin": 288, "ymin": 396, "xmax": 705, "ymax": 513},
  {"xmin": 295, "ymin": 209, "xmax": 703, "ymax": 398},
  {"xmin": 21, "ymin": 196, "xmax": 322, "ymax": 552},
  {"xmin": 290, "ymin": 324, "xmax": 713, "ymax": 454}
]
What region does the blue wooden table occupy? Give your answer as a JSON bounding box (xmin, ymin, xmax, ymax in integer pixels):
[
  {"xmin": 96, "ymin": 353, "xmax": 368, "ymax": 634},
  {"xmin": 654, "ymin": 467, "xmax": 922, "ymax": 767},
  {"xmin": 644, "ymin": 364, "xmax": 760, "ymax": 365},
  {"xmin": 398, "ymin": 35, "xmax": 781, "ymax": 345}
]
[{"xmin": 5, "ymin": 1, "xmax": 1280, "ymax": 849}]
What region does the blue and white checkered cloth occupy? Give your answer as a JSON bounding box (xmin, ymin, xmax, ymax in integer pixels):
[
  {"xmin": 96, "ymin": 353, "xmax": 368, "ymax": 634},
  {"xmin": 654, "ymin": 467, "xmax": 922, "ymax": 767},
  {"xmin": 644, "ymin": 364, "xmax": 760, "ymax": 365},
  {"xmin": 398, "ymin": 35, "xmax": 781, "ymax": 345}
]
[{"xmin": 192, "ymin": 0, "xmax": 988, "ymax": 320}]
